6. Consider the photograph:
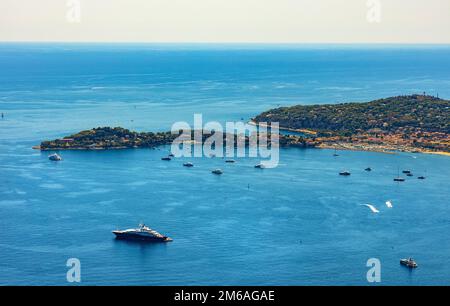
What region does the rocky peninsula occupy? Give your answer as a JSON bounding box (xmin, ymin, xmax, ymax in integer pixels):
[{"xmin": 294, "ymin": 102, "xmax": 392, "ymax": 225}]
[
  {"xmin": 36, "ymin": 95, "xmax": 450, "ymax": 155},
  {"xmin": 35, "ymin": 127, "xmax": 314, "ymax": 151}
]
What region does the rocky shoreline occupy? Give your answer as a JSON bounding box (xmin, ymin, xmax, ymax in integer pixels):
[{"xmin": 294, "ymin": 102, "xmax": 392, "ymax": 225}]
[
  {"xmin": 36, "ymin": 126, "xmax": 314, "ymax": 151},
  {"xmin": 36, "ymin": 125, "xmax": 450, "ymax": 157}
]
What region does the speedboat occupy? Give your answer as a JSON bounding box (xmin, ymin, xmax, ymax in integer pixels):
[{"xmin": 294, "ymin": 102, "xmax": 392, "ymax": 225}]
[
  {"xmin": 254, "ymin": 163, "xmax": 265, "ymax": 169},
  {"xmin": 400, "ymin": 258, "xmax": 418, "ymax": 268},
  {"xmin": 225, "ymin": 159, "xmax": 236, "ymax": 163},
  {"xmin": 212, "ymin": 169, "xmax": 223, "ymax": 175},
  {"xmin": 406, "ymin": 173, "xmax": 414, "ymax": 177},
  {"xmin": 365, "ymin": 167, "xmax": 372, "ymax": 172},
  {"xmin": 417, "ymin": 176, "xmax": 426, "ymax": 180},
  {"xmin": 161, "ymin": 157, "xmax": 171, "ymax": 161},
  {"xmin": 48, "ymin": 153, "xmax": 62, "ymax": 161},
  {"xmin": 402, "ymin": 170, "xmax": 412, "ymax": 174},
  {"xmin": 113, "ymin": 224, "xmax": 172, "ymax": 242},
  {"xmin": 183, "ymin": 162, "xmax": 194, "ymax": 167}
]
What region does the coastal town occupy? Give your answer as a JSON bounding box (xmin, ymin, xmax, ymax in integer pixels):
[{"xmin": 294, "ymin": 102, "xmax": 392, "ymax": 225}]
[
  {"xmin": 253, "ymin": 95, "xmax": 450, "ymax": 156},
  {"xmin": 315, "ymin": 129, "xmax": 450, "ymax": 156}
]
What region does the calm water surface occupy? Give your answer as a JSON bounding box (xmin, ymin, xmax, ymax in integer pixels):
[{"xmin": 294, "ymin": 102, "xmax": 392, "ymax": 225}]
[{"xmin": 0, "ymin": 44, "xmax": 449, "ymax": 285}]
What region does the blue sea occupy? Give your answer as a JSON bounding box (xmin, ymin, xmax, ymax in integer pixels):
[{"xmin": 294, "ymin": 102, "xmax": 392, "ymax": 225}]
[{"xmin": 0, "ymin": 43, "xmax": 449, "ymax": 285}]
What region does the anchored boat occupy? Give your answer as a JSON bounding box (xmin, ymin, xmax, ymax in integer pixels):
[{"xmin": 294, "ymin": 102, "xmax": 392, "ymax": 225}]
[
  {"xmin": 113, "ymin": 224, "xmax": 172, "ymax": 242},
  {"xmin": 339, "ymin": 171, "xmax": 351, "ymax": 176},
  {"xmin": 400, "ymin": 258, "xmax": 418, "ymax": 268},
  {"xmin": 394, "ymin": 167, "xmax": 405, "ymax": 182},
  {"xmin": 333, "ymin": 148, "xmax": 339, "ymax": 157},
  {"xmin": 48, "ymin": 153, "xmax": 62, "ymax": 161}
]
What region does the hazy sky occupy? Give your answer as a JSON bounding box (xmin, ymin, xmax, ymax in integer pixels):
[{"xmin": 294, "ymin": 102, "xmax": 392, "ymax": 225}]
[{"xmin": 1, "ymin": 0, "xmax": 449, "ymax": 43}]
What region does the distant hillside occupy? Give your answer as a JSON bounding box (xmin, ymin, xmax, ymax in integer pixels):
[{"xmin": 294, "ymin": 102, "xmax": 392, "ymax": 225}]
[{"xmin": 253, "ymin": 95, "xmax": 450, "ymax": 135}]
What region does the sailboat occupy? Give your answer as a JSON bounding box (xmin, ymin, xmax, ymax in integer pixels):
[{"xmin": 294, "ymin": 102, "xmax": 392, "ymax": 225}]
[
  {"xmin": 418, "ymin": 169, "xmax": 427, "ymax": 180},
  {"xmin": 333, "ymin": 147, "xmax": 339, "ymax": 157},
  {"xmin": 394, "ymin": 167, "xmax": 405, "ymax": 182}
]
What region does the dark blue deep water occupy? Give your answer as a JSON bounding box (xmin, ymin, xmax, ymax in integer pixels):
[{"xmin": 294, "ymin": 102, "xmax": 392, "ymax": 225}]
[{"xmin": 0, "ymin": 44, "xmax": 449, "ymax": 285}]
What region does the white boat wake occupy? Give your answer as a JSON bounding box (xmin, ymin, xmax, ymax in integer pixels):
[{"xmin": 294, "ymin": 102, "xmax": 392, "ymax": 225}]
[
  {"xmin": 361, "ymin": 204, "xmax": 380, "ymax": 213},
  {"xmin": 385, "ymin": 200, "xmax": 393, "ymax": 208}
]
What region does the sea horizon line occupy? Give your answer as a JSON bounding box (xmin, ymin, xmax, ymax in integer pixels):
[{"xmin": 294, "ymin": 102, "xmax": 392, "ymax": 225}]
[{"xmin": 1, "ymin": 41, "xmax": 450, "ymax": 50}]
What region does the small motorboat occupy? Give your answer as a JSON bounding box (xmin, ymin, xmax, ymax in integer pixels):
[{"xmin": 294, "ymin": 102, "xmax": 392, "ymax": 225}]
[
  {"xmin": 161, "ymin": 157, "xmax": 171, "ymax": 161},
  {"xmin": 254, "ymin": 163, "xmax": 266, "ymax": 169},
  {"xmin": 406, "ymin": 173, "xmax": 414, "ymax": 177},
  {"xmin": 225, "ymin": 159, "xmax": 236, "ymax": 163},
  {"xmin": 365, "ymin": 167, "xmax": 372, "ymax": 172},
  {"xmin": 339, "ymin": 171, "xmax": 351, "ymax": 176},
  {"xmin": 400, "ymin": 258, "xmax": 418, "ymax": 268},
  {"xmin": 48, "ymin": 153, "xmax": 62, "ymax": 161},
  {"xmin": 417, "ymin": 176, "xmax": 426, "ymax": 180},
  {"xmin": 183, "ymin": 162, "xmax": 194, "ymax": 167},
  {"xmin": 402, "ymin": 170, "xmax": 412, "ymax": 174},
  {"xmin": 168, "ymin": 153, "xmax": 175, "ymax": 157},
  {"xmin": 212, "ymin": 169, "xmax": 223, "ymax": 175}
]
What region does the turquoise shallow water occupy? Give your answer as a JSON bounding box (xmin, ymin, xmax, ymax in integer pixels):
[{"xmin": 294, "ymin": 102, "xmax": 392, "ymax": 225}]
[{"xmin": 0, "ymin": 44, "xmax": 450, "ymax": 285}]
